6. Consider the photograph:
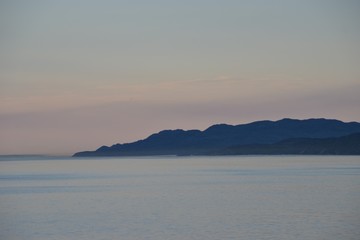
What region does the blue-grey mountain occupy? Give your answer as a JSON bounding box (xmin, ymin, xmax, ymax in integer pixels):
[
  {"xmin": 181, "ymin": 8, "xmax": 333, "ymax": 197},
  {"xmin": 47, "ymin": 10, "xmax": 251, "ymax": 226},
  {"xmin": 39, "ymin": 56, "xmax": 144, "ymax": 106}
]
[
  {"xmin": 213, "ymin": 132, "xmax": 360, "ymax": 155},
  {"xmin": 73, "ymin": 118, "xmax": 360, "ymax": 157}
]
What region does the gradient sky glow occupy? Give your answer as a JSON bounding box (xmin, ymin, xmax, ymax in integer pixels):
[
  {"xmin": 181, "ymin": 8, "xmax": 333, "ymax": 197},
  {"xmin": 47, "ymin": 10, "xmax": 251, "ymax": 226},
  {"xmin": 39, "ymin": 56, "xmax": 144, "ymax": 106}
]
[{"xmin": 1, "ymin": 0, "xmax": 360, "ymax": 155}]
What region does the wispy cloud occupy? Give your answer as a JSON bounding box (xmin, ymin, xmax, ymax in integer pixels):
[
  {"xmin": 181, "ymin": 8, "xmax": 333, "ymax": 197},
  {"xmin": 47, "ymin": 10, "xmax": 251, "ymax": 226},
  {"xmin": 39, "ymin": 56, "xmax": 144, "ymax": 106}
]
[{"xmin": 1, "ymin": 74, "xmax": 357, "ymax": 116}]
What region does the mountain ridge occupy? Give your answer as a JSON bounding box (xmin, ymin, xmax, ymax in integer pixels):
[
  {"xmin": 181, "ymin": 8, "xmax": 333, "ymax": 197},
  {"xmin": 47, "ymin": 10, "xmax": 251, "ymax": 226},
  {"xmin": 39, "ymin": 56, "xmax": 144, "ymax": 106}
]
[
  {"xmin": 213, "ymin": 132, "xmax": 360, "ymax": 155},
  {"xmin": 73, "ymin": 118, "xmax": 360, "ymax": 157}
]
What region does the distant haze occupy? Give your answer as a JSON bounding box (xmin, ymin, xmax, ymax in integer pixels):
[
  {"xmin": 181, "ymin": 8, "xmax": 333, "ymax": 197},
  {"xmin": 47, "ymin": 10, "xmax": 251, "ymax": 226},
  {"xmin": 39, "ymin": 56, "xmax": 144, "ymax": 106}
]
[{"xmin": 1, "ymin": 1, "xmax": 360, "ymax": 155}]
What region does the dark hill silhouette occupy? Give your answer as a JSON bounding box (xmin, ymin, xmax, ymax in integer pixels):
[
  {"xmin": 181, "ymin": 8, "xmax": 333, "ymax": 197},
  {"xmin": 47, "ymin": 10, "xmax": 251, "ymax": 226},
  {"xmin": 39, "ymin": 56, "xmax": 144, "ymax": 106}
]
[
  {"xmin": 214, "ymin": 132, "xmax": 360, "ymax": 155},
  {"xmin": 73, "ymin": 118, "xmax": 360, "ymax": 157}
]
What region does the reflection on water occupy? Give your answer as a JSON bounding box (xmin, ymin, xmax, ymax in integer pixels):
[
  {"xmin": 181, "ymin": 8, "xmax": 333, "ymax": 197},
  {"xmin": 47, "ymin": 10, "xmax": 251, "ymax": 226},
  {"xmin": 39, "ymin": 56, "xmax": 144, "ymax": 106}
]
[{"xmin": 0, "ymin": 156, "xmax": 359, "ymax": 240}]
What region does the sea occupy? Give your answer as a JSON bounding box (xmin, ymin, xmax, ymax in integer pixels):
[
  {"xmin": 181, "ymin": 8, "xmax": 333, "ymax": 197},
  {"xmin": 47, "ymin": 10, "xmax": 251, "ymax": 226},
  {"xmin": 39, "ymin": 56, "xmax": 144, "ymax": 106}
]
[{"xmin": 0, "ymin": 155, "xmax": 359, "ymax": 240}]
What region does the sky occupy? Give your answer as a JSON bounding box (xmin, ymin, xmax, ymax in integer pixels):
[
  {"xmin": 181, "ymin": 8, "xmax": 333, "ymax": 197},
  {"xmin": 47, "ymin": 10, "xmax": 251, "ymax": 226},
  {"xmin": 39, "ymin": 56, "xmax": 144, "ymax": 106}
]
[{"xmin": 1, "ymin": 0, "xmax": 360, "ymax": 155}]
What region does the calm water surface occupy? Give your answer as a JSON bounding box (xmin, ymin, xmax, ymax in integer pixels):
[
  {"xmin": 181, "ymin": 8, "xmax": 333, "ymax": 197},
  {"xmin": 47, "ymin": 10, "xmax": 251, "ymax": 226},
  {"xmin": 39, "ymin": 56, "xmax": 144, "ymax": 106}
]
[{"xmin": 0, "ymin": 156, "xmax": 359, "ymax": 240}]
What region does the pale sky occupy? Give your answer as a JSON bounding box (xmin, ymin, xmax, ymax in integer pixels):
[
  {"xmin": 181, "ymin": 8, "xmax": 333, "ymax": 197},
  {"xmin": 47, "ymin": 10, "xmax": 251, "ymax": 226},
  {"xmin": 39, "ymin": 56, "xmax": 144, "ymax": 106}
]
[{"xmin": 1, "ymin": 0, "xmax": 360, "ymax": 155}]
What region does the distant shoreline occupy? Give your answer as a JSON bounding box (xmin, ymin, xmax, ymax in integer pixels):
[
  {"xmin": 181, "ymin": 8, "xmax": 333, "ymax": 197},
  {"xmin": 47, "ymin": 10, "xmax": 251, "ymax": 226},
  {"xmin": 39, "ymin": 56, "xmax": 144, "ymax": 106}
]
[{"xmin": 73, "ymin": 118, "xmax": 360, "ymax": 157}]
